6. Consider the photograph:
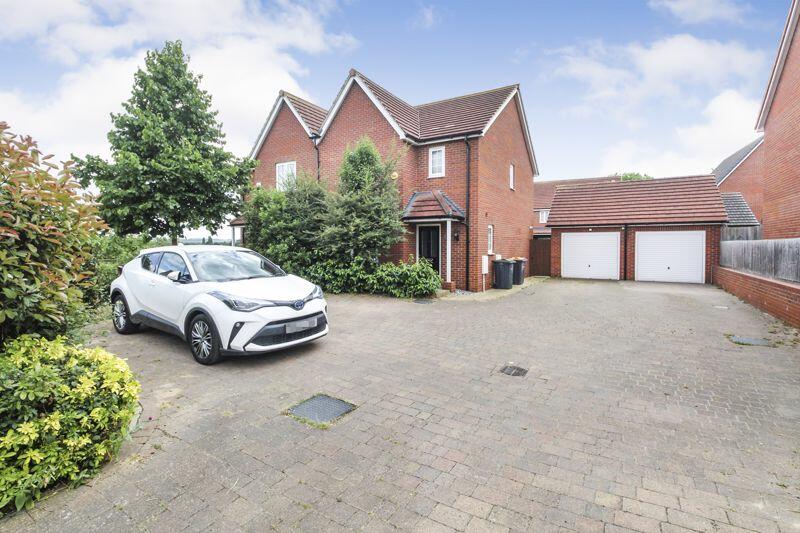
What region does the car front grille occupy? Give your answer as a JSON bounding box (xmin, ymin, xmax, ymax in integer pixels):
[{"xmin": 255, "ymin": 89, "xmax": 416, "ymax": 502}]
[{"xmin": 248, "ymin": 312, "xmax": 327, "ymax": 347}]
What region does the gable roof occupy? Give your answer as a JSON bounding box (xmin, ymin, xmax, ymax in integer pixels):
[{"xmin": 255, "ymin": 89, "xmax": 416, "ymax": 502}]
[
  {"xmin": 721, "ymin": 192, "xmax": 759, "ymax": 226},
  {"xmin": 756, "ymin": 0, "xmax": 799, "ymax": 131},
  {"xmin": 533, "ymin": 176, "xmax": 620, "ymax": 210},
  {"xmin": 712, "ymin": 137, "xmax": 763, "ymax": 185},
  {"xmin": 318, "ymin": 69, "xmax": 539, "ymax": 174},
  {"xmin": 402, "ymin": 190, "xmax": 466, "ymax": 221},
  {"xmin": 249, "ymin": 91, "xmax": 326, "ymax": 158},
  {"xmin": 547, "ymin": 175, "xmax": 728, "ymax": 227}
]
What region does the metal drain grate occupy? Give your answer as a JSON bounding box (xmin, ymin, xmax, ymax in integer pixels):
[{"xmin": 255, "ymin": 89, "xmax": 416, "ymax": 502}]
[
  {"xmin": 288, "ymin": 394, "xmax": 355, "ymax": 425},
  {"xmin": 500, "ymin": 365, "xmax": 528, "ymax": 377},
  {"xmin": 413, "ymin": 299, "xmax": 433, "ymax": 305},
  {"xmin": 728, "ymin": 336, "xmax": 771, "ymax": 346}
]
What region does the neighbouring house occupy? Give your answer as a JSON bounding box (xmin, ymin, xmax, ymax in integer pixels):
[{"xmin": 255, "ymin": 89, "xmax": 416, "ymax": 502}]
[
  {"xmin": 529, "ymin": 176, "xmax": 619, "ymax": 276},
  {"xmin": 714, "ymin": 0, "xmax": 800, "ymax": 327},
  {"xmin": 720, "ymin": 192, "xmax": 761, "ymax": 240},
  {"xmin": 755, "ymin": 0, "xmax": 799, "ymax": 239},
  {"xmin": 236, "ymin": 69, "xmax": 539, "ymax": 291},
  {"xmin": 713, "ymin": 137, "xmax": 764, "ymax": 222},
  {"xmin": 546, "ymin": 175, "xmax": 728, "ymax": 284}
]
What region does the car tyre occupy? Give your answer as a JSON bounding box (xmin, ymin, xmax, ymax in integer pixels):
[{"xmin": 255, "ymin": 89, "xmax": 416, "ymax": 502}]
[
  {"xmin": 112, "ymin": 294, "xmax": 139, "ymax": 334},
  {"xmin": 188, "ymin": 313, "xmax": 221, "ymax": 365}
]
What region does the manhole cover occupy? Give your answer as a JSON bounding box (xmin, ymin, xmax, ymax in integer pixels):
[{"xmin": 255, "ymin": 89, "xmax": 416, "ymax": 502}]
[
  {"xmin": 728, "ymin": 336, "xmax": 771, "ymax": 346},
  {"xmin": 287, "ymin": 394, "xmax": 355, "ymax": 425},
  {"xmin": 500, "ymin": 365, "xmax": 528, "ymax": 377}
]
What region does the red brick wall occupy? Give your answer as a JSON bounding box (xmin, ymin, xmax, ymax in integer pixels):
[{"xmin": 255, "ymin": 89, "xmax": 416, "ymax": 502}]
[
  {"xmin": 475, "ymin": 96, "xmax": 536, "ymax": 291},
  {"xmin": 318, "ymin": 83, "xmax": 415, "ymax": 194},
  {"xmin": 253, "ymin": 103, "xmax": 316, "ymax": 188},
  {"xmin": 762, "ymin": 27, "xmax": 800, "ymax": 239},
  {"xmin": 718, "ymin": 142, "xmax": 765, "ymax": 221},
  {"xmin": 551, "ymin": 225, "xmax": 721, "ymax": 284},
  {"xmin": 716, "ymin": 267, "xmax": 800, "ymax": 327}
]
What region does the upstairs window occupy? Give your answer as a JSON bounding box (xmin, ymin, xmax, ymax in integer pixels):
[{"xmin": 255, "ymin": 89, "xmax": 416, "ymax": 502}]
[
  {"xmin": 428, "ymin": 146, "xmax": 445, "ymax": 178},
  {"xmin": 275, "ymin": 161, "xmax": 296, "ymax": 191},
  {"xmin": 509, "ymin": 164, "xmax": 515, "ymax": 190},
  {"xmin": 487, "ymin": 224, "xmax": 494, "ymax": 254},
  {"xmin": 539, "ymin": 209, "xmax": 549, "ymax": 224}
]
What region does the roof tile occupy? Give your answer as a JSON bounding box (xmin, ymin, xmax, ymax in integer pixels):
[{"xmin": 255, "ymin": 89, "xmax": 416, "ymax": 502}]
[{"xmin": 547, "ymin": 175, "xmax": 728, "ymax": 226}]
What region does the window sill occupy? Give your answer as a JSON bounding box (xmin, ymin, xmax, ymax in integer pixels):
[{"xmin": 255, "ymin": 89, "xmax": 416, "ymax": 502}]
[{"xmin": 428, "ymin": 175, "xmax": 445, "ymax": 179}]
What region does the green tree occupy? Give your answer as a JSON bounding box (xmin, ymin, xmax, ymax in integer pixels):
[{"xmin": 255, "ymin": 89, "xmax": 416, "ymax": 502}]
[
  {"xmin": 619, "ymin": 172, "xmax": 654, "ymax": 181},
  {"xmin": 73, "ymin": 40, "xmax": 255, "ymax": 244},
  {"xmin": 320, "ymin": 137, "xmax": 405, "ymax": 264}
]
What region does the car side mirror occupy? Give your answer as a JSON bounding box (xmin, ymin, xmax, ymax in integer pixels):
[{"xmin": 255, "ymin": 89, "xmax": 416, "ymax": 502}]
[{"xmin": 167, "ymin": 271, "xmax": 181, "ymax": 282}]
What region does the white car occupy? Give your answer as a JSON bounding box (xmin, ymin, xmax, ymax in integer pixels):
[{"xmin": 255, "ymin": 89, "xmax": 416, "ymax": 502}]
[{"xmin": 109, "ymin": 245, "xmax": 328, "ymax": 365}]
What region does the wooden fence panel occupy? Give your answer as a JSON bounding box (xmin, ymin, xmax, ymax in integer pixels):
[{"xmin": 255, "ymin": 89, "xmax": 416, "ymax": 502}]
[
  {"xmin": 720, "ymin": 238, "xmax": 800, "ymax": 283},
  {"xmin": 721, "ymin": 225, "xmax": 761, "ymax": 241}
]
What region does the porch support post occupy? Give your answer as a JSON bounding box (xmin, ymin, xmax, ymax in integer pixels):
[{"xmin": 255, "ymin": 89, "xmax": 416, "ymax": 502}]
[{"xmin": 446, "ymin": 219, "xmax": 452, "ymax": 283}]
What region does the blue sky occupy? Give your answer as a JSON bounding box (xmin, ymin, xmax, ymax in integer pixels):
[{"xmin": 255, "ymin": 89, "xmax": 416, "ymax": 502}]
[{"xmin": 0, "ymin": 0, "xmax": 789, "ymax": 187}]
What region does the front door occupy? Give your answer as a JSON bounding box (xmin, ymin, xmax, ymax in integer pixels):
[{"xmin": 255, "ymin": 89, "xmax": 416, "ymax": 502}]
[{"xmin": 418, "ymin": 225, "xmax": 441, "ymax": 274}]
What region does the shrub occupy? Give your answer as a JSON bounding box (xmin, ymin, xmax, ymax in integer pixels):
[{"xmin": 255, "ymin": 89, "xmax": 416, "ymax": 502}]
[
  {"xmin": 243, "ymin": 176, "xmax": 328, "ymax": 276},
  {"xmin": 371, "ymin": 258, "xmax": 441, "ymax": 298},
  {"xmin": 0, "ymin": 123, "xmax": 106, "ymax": 346},
  {"xmin": 0, "ymin": 336, "xmax": 140, "ymax": 514},
  {"xmin": 305, "ymin": 257, "xmax": 376, "ymax": 294},
  {"xmin": 319, "ymin": 138, "xmax": 405, "ymax": 265},
  {"xmin": 82, "ymin": 234, "xmax": 168, "ymax": 307}
]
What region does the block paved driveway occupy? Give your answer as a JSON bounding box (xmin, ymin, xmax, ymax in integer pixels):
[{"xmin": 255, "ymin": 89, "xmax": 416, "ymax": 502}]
[{"xmin": 5, "ymin": 280, "xmax": 800, "ymax": 533}]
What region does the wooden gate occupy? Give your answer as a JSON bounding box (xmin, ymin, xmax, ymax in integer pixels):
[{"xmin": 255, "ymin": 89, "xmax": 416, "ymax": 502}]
[{"xmin": 530, "ymin": 237, "xmax": 551, "ymax": 276}]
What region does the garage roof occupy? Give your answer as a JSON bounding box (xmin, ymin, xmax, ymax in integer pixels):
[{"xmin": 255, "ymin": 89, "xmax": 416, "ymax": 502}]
[
  {"xmin": 721, "ymin": 192, "xmax": 759, "ymax": 226},
  {"xmin": 547, "ymin": 175, "xmax": 728, "ymax": 227}
]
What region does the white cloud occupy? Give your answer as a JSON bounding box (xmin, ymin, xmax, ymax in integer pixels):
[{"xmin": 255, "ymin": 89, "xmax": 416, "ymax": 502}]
[
  {"xmin": 0, "ymin": 0, "xmax": 356, "ymax": 163},
  {"xmin": 412, "ymin": 4, "xmax": 438, "ymax": 30},
  {"xmin": 600, "ymin": 89, "xmax": 761, "ymax": 176},
  {"xmin": 649, "ymin": 0, "xmax": 749, "ymax": 24},
  {"xmin": 552, "ymin": 34, "xmax": 764, "ymax": 125}
]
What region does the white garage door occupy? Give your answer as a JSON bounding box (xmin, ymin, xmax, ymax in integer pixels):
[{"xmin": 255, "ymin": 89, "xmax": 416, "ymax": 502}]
[
  {"xmin": 561, "ymin": 232, "xmax": 620, "ymax": 280},
  {"xmin": 635, "ymin": 231, "xmax": 705, "ymax": 283}
]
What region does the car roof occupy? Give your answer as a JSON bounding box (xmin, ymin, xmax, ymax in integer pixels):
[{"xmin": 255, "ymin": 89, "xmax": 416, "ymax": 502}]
[{"xmin": 139, "ymin": 245, "xmax": 250, "ymax": 255}]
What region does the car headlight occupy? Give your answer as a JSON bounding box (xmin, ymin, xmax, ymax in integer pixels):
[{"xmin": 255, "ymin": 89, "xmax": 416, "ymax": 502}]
[
  {"xmin": 310, "ymin": 285, "xmax": 323, "ymax": 300},
  {"xmin": 209, "ymin": 291, "xmax": 276, "ymax": 312}
]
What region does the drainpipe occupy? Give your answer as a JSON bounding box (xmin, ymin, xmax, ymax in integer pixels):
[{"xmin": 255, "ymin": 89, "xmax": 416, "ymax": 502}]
[
  {"xmin": 310, "ymin": 133, "xmax": 321, "ymax": 181},
  {"xmin": 464, "ymin": 136, "xmax": 472, "ymax": 291},
  {"xmin": 622, "ymin": 224, "xmax": 628, "ymax": 280}
]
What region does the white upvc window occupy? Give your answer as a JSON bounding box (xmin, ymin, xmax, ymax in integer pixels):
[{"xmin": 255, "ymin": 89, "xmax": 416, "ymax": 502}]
[
  {"xmin": 539, "ymin": 209, "xmax": 549, "ymax": 224},
  {"xmin": 428, "ymin": 146, "xmax": 445, "ymax": 178},
  {"xmin": 509, "ymin": 163, "xmax": 515, "ymax": 190},
  {"xmin": 275, "ymin": 161, "xmax": 296, "ymax": 191},
  {"xmin": 487, "ymin": 224, "xmax": 494, "ymax": 254}
]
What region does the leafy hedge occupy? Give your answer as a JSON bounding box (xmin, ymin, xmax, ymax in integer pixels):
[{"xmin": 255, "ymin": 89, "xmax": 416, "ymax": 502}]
[
  {"xmin": 1, "ymin": 124, "xmax": 106, "ymax": 345},
  {"xmin": 0, "ymin": 336, "xmax": 140, "ymax": 515},
  {"xmin": 371, "ymin": 258, "xmax": 441, "ymax": 298},
  {"xmin": 82, "ymin": 234, "xmax": 169, "ymax": 307}
]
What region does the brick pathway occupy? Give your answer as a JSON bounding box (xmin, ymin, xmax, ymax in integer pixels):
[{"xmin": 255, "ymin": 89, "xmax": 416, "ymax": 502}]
[{"xmin": 4, "ymin": 280, "xmax": 800, "ymax": 532}]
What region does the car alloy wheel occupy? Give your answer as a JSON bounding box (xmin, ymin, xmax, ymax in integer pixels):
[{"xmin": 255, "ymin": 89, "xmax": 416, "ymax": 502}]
[
  {"xmin": 113, "ymin": 299, "xmax": 127, "ymax": 330},
  {"xmin": 191, "ymin": 319, "xmax": 213, "ymax": 360}
]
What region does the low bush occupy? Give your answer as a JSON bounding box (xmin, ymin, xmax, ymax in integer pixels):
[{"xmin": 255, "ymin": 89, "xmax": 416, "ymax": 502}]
[
  {"xmin": 371, "ymin": 258, "xmax": 441, "ymax": 298},
  {"xmin": 82, "ymin": 234, "xmax": 168, "ymax": 307},
  {"xmin": 0, "ymin": 336, "xmax": 140, "ymax": 515}
]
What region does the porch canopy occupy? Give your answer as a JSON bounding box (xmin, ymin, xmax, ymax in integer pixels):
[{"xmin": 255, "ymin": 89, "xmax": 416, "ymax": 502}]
[{"xmin": 402, "ymin": 190, "xmax": 465, "ymax": 284}]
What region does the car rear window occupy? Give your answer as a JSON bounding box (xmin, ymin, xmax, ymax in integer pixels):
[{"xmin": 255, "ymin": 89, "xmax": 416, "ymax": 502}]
[{"xmin": 140, "ymin": 252, "xmax": 162, "ymax": 273}]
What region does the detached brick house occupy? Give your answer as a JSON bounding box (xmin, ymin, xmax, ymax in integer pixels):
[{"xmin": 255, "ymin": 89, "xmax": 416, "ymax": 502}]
[{"xmin": 241, "ymin": 69, "xmax": 539, "ymax": 291}]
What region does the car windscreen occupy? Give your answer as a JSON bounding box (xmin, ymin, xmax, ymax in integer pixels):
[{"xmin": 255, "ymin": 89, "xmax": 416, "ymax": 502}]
[{"xmin": 188, "ymin": 250, "xmax": 285, "ymax": 282}]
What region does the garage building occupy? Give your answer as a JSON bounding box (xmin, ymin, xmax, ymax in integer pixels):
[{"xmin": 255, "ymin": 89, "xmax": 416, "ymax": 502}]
[{"xmin": 547, "ymin": 175, "xmax": 728, "ymax": 284}]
